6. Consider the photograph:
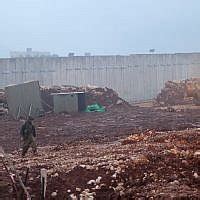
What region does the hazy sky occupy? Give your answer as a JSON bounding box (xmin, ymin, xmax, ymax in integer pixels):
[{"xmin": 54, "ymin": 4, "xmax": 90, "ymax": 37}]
[{"xmin": 0, "ymin": 0, "xmax": 200, "ymax": 57}]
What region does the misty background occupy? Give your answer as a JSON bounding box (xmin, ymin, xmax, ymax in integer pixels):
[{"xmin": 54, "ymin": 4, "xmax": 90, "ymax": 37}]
[{"xmin": 0, "ymin": 0, "xmax": 200, "ymax": 57}]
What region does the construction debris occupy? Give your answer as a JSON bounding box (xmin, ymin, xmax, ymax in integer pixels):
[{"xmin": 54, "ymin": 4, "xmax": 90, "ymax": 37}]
[
  {"xmin": 0, "ymin": 89, "xmax": 6, "ymax": 104},
  {"xmin": 0, "ymin": 82, "xmax": 199, "ymax": 198},
  {"xmin": 156, "ymin": 78, "xmax": 200, "ymax": 106},
  {"xmin": 0, "ymin": 146, "xmax": 31, "ymax": 199},
  {"xmin": 40, "ymin": 85, "xmax": 130, "ymax": 112},
  {"xmin": 0, "ymin": 90, "xmax": 7, "ymax": 116},
  {"xmin": 0, "ymin": 84, "xmax": 130, "ymax": 115},
  {"xmin": 0, "ymin": 105, "xmax": 7, "ymax": 116}
]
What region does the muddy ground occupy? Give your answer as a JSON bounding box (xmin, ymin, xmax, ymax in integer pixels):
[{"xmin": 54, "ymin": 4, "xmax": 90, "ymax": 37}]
[
  {"xmin": 1, "ymin": 104, "xmax": 200, "ymax": 153},
  {"xmin": 0, "ymin": 104, "xmax": 200, "ymax": 199}
]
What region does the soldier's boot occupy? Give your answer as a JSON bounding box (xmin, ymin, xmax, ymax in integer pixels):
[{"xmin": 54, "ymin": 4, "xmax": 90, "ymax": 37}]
[
  {"xmin": 22, "ymin": 139, "xmax": 30, "ymax": 157},
  {"xmin": 22, "ymin": 145, "xmax": 29, "ymax": 157},
  {"xmin": 31, "ymin": 139, "xmax": 37, "ymax": 155}
]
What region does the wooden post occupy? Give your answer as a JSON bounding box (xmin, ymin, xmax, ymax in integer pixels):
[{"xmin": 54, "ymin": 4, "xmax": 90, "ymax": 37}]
[
  {"xmin": 0, "ymin": 146, "xmax": 31, "ymax": 200},
  {"xmin": 16, "ymin": 105, "xmax": 21, "ymax": 120},
  {"xmin": 28, "ymin": 104, "xmax": 32, "ymax": 117},
  {"xmin": 20, "ymin": 166, "xmax": 30, "ymax": 199},
  {"xmin": 40, "ymin": 168, "xmax": 47, "ymax": 200}
]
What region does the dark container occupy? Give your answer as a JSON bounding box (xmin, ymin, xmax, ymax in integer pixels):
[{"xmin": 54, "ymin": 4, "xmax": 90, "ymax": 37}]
[{"xmin": 77, "ymin": 92, "xmax": 86, "ymax": 111}]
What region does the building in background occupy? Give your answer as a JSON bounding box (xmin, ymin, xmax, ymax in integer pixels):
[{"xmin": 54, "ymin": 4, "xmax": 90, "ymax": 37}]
[
  {"xmin": 84, "ymin": 52, "xmax": 91, "ymax": 56},
  {"xmin": 10, "ymin": 48, "xmax": 52, "ymax": 58},
  {"xmin": 68, "ymin": 52, "xmax": 75, "ymax": 57}
]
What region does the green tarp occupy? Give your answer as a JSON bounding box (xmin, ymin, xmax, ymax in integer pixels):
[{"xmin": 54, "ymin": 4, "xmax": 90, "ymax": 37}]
[{"xmin": 85, "ymin": 103, "xmax": 105, "ymax": 112}]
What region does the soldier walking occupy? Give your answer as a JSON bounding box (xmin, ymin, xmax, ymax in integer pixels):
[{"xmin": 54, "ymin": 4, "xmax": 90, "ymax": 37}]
[{"xmin": 20, "ymin": 116, "xmax": 37, "ymax": 157}]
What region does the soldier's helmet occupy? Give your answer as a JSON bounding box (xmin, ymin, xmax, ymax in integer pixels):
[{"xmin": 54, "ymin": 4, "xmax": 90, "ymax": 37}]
[{"xmin": 27, "ymin": 116, "xmax": 34, "ymax": 121}]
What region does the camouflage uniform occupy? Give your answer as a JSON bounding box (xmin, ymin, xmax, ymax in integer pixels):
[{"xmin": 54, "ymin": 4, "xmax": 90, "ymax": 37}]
[{"xmin": 20, "ymin": 117, "xmax": 37, "ymax": 156}]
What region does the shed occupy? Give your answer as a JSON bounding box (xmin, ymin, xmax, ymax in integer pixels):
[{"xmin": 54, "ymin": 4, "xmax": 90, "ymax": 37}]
[{"xmin": 52, "ymin": 92, "xmax": 86, "ymax": 113}]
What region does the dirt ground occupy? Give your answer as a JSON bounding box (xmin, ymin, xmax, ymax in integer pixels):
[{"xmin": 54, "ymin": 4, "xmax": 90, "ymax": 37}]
[{"xmin": 0, "ymin": 104, "xmax": 200, "ymax": 199}]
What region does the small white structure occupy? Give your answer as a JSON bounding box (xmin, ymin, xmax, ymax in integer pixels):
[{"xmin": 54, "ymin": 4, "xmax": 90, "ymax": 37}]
[{"xmin": 10, "ymin": 48, "xmax": 51, "ymax": 58}]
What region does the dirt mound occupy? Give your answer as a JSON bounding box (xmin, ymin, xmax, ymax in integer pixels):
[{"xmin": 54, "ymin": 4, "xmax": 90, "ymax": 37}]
[
  {"xmin": 0, "ymin": 85, "xmax": 130, "ymax": 112},
  {"xmin": 40, "ymin": 85, "xmax": 130, "ymax": 111},
  {"xmin": 156, "ymin": 78, "xmax": 200, "ymax": 106},
  {"xmin": 7, "ymin": 129, "xmax": 200, "ymax": 199},
  {"xmin": 186, "ymin": 78, "xmax": 200, "ymax": 105}
]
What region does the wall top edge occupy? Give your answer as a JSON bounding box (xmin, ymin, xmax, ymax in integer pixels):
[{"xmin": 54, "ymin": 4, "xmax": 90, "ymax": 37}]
[{"xmin": 1, "ymin": 52, "xmax": 200, "ymax": 61}]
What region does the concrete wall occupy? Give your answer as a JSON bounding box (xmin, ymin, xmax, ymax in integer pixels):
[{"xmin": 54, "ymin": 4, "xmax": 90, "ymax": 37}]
[
  {"xmin": 0, "ymin": 53, "xmax": 200, "ymax": 102},
  {"xmin": 5, "ymin": 81, "xmax": 43, "ymax": 118}
]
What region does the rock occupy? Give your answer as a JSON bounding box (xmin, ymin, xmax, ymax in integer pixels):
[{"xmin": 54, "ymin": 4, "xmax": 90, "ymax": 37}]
[
  {"xmin": 51, "ymin": 172, "xmax": 59, "ymax": 177},
  {"xmin": 100, "ymin": 184, "xmax": 107, "ymax": 189},
  {"xmin": 181, "ymin": 160, "xmax": 188, "ymax": 165},
  {"xmin": 76, "ymin": 187, "xmax": 81, "ymax": 192},
  {"xmin": 95, "ymin": 176, "xmax": 102, "ymax": 184},
  {"xmin": 51, "ymin": 191, "xmax": 57, "ymax": 197},
  {"xmin": 116, "ymin": 99, "xmax": 123, "ymax": 105},
  {"xmin": 95, "ymin": 185, "xmax": 100, "ymax": 189},
  {"xmin": 112, "ymin": 173, "xmax": 117, "ymax": 178},
  {"xmin": 87, "ymin": 180, "xmax": 96, "ymax": 185},
  {"xmin": 84, "ymin": 189, "xmax": 90, "ymax": 193},
  {"xmin": 170, "ymin": 180, "xmax": 180, "ymax": 185},
  {"xmin": 193, "ymin": 172, "xmax": 199, "ymax": 179},
  {"xmin": 86, "ymin": 165, "xmax": 94, "ymax": 170},
  {"xmin": 119, "ymin": 190, "xmax": 125, "ymax": 196},
  {"xmin": 70, "ymin": 193, "xmax": 77, "ymax": 200},
  {"xmin": 194, "ymin": 150, "xmax": 200, "ymax": 157}
]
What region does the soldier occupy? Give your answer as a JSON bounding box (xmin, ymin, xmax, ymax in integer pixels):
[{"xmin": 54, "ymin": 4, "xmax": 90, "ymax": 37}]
[{"xmin": 20, "ymin": 116, "xmax": 37, "ymax": 157}]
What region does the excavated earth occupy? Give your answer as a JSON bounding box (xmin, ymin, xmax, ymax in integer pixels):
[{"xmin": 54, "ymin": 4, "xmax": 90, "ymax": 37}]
[{"xmin": 0, "ymin": 104, "xmax": 200, "ymax": 199}]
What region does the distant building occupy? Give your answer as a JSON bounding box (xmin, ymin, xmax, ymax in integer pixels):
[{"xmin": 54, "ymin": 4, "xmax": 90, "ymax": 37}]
[
  {"xmin": 52, "ymin": 54, "xmax": 59, "ymax": 57},
  {"xmin": 10, "ymin": 48, "xmax": 52, "ymax": 58},
  {"xmin": 68, "ymin": 52, "xmax": 75, "ymax": 57},
  {"xmin": 84, "ymin": 52, "xmax": 91, "ymax": 56},
  {"xmin": 149, "ymin": 49, "xmax": 155, "ymax": 53}
]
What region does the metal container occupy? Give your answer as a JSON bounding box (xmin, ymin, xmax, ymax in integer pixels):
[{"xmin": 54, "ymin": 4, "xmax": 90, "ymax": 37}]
[
  {"xmin": 52, "ymin": 93, "xmax": 78, "ymax": 113},
  {"xmin": 52, "ymin": 92, "xmax": 86, "ymax": 113}
]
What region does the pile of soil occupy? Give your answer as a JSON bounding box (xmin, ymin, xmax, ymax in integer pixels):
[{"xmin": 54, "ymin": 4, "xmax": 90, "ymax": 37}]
[
  {"xmin": 7, "ymin": 129, "xmax": 200, "ymax": 199},
  {"xmin": 40, "ymin": 85, "xmax": 130, "ymax": 112},
  {"xmin": 0, "ymin": 85, "xmax": 130, "ymax": 113},
  {"xmin": 156, "ymin": 78, "xmax": 200, "ymax": 106}
]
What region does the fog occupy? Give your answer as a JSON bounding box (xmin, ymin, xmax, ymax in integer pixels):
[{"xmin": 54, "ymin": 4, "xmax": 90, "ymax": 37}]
[{"xmin": 0, "ymin": 0, "xmax": 200, "ymax": 57}]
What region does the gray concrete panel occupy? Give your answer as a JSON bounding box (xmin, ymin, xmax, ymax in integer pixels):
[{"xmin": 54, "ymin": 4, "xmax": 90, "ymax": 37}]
[
  {"xmin": 5, "ymin": 81, "xmax": 43, "ymax": 118},
  {"xmin": 0, "ymin": 53, "xmax": 199, "ymax": 102}
]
